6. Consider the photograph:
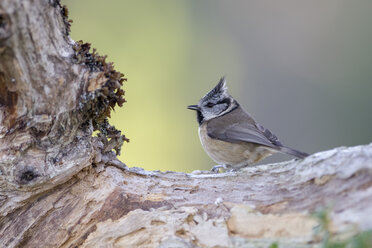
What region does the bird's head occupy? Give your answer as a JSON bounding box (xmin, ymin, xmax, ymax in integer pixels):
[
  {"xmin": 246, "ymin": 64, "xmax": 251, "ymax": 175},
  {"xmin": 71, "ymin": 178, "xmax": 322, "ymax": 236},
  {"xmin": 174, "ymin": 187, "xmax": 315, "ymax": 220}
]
[{"xmin": 188, "ymin": 76, "xmax": 238, "ymax": 125}]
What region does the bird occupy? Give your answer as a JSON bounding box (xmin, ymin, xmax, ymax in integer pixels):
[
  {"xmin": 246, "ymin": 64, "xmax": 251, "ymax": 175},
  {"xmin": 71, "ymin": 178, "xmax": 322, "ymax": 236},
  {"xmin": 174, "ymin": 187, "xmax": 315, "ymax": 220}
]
[{"xmin": 187, "ymin": 76, "xmax": 309, "ymax": 171}]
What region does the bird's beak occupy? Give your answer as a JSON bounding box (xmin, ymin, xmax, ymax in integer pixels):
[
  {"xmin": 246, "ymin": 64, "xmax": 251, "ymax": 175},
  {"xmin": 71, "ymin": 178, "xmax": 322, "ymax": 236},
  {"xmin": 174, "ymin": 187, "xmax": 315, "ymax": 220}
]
[{"xmin": 187, "ymin": 105, "xmax": 199, "ymax": 111}]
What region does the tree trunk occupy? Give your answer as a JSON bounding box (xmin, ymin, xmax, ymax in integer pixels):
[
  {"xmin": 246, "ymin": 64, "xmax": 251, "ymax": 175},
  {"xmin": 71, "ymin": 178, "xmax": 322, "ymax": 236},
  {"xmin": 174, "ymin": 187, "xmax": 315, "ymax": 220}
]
[{"xmin": 0, "ymin": 1, "xmax": 371, "ymax": 247}]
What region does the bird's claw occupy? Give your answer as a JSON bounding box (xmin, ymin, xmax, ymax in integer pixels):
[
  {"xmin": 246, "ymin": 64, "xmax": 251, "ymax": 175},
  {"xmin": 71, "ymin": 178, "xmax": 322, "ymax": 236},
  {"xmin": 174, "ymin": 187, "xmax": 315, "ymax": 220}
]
[{"xmin": 211, "ymin": 164, "xmax": 227, "ymax": 173}]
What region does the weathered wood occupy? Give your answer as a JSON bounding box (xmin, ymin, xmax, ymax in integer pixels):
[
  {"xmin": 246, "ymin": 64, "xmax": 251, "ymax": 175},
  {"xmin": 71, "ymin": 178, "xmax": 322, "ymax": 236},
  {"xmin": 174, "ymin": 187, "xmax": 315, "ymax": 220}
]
[
  {"xmin": 1, "ymin": 144, "xmax": 372, "ymax": 247},
  {"xmin": 0, "ymin": 0, "xmax": 371, "ymax": 247},
  {"xmin": 0, "ymin": 0, "xmax": 125, "ymax": 217}
]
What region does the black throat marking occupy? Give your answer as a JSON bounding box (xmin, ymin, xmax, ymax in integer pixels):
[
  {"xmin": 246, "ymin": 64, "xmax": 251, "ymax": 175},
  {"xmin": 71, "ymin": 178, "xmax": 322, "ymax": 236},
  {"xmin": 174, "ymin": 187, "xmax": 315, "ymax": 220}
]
[{"xmin": 197, "ymin": 110, "xmax": 204, "ymax": 125}]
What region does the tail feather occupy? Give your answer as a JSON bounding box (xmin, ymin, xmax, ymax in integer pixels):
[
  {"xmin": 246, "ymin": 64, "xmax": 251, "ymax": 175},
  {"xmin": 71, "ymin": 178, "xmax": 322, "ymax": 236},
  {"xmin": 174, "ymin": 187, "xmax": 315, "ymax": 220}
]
[{"xmin": 278, "ymin": 146, "xmax": 309, "ymax": 159}]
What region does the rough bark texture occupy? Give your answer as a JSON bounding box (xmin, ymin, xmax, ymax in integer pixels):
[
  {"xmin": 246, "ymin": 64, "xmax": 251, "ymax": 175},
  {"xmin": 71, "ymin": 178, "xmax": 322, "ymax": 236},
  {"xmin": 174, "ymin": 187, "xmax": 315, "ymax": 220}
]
[{"xmin": 0, "ymin": 1, "xmax": 371, "ymax": 248}]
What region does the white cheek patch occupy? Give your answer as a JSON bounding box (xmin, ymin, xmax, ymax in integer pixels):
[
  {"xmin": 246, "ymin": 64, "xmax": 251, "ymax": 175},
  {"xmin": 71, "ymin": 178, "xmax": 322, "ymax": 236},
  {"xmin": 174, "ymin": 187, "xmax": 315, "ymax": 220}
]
[
  {"xmin": 201, "ymin": 111, "xmax": 215, "ymax": 121},
  {"xmin": 201, "ymin": 103, "xmax": 228, "ymax": 121}
]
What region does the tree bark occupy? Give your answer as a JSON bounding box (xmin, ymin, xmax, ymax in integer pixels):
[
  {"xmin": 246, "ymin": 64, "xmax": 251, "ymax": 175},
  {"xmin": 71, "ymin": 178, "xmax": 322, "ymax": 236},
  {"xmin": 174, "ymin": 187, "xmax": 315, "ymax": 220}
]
[{"xmin": 0, "ymin": 1, "xmax": 371, "ymax": 247}]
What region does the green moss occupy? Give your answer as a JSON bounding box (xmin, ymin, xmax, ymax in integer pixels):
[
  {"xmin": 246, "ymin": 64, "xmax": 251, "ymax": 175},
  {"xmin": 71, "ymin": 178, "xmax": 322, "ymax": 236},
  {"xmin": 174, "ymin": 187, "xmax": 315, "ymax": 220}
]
[
  {"xmin": 269, "ymin": 242, "xmax": 279, "ymax": 248},
  {"xmin": 71, "ymin": 41, "xmax": 129, "ymax": 155},
  {"xmin": 312, "ymin": 208, "xmax": 372, "ymax": 248}
]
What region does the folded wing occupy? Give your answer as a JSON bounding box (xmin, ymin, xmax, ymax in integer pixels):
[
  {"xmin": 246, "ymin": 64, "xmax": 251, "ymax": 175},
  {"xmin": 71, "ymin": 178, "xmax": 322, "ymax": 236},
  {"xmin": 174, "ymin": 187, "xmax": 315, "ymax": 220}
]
[{"xmin": 207, "ymin": 105, "xmax": 308, "ymax": 158}]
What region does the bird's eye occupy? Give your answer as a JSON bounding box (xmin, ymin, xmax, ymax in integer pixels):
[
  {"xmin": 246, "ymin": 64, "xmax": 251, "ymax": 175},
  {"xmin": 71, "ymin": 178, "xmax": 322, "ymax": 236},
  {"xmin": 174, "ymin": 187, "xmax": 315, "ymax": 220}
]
[{"xmin": 206, "ymin": 102, "xmax": 214, "ymax": 108}]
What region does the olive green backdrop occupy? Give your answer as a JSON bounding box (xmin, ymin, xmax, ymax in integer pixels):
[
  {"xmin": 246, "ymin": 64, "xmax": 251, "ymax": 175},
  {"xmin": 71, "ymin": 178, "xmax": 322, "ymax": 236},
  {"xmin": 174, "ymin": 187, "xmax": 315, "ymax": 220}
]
[{"xmin": 63, "ymin": 0, "xmax": 372, "ymax": 172}]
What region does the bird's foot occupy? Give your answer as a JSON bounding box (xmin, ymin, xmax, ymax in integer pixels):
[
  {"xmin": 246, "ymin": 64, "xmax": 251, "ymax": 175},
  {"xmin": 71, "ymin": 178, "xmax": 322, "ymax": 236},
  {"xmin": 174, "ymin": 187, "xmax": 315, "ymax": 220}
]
[{"xmin": 211, "ymin": 164, "xmax": 228, "ymax": 173}]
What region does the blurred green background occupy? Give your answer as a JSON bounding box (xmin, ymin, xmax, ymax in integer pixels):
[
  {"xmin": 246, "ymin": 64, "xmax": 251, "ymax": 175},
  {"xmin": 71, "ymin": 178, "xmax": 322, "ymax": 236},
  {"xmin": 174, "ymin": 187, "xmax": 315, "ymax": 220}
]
[{"xmin": 63, "ymin": 0, "xmax": 372, "ymax": 172}]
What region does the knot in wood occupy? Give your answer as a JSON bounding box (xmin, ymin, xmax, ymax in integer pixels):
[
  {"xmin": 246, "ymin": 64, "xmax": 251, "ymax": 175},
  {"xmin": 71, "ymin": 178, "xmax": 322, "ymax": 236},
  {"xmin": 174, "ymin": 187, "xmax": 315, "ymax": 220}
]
[
  {"xmin": 19, "ymin": 169, "xmax": 38, "ymax": 184},
  {"xmin": 0, "ymin": 10, "xmax": 12, "ymax": 41}
]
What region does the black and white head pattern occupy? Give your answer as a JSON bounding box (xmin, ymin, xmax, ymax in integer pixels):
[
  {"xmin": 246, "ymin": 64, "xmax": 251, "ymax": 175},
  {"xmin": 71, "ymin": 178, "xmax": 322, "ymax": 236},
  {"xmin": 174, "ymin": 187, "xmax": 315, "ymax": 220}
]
[{"xmin": 197, "ymin": 77, "xmax": 237, "ymax": 124}]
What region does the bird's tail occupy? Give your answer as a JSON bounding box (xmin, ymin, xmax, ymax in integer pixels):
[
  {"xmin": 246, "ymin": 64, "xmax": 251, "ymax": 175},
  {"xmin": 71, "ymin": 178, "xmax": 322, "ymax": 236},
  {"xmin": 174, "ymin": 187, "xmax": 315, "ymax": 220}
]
[{"xmin": 278, "ymin": 146, "xmax": 309, "ymax": 159}]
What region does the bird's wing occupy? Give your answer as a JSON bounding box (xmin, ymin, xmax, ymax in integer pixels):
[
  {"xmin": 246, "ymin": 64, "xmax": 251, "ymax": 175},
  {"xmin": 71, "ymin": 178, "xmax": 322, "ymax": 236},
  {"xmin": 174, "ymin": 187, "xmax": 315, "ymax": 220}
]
[
  {"xmin": 207, "ymin": 106, "xmax": 282, "ymax": 149},
  {"xmin": 208, "ymin": 122, "xmax": 278, "ymax": 148},
  {"xmin": 206, "ymin": 106, "xmax": 309, "ymax": 158},
  {"xmin": 254, "ymin": 122, "xmax": 282, "ymax": 146}
]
